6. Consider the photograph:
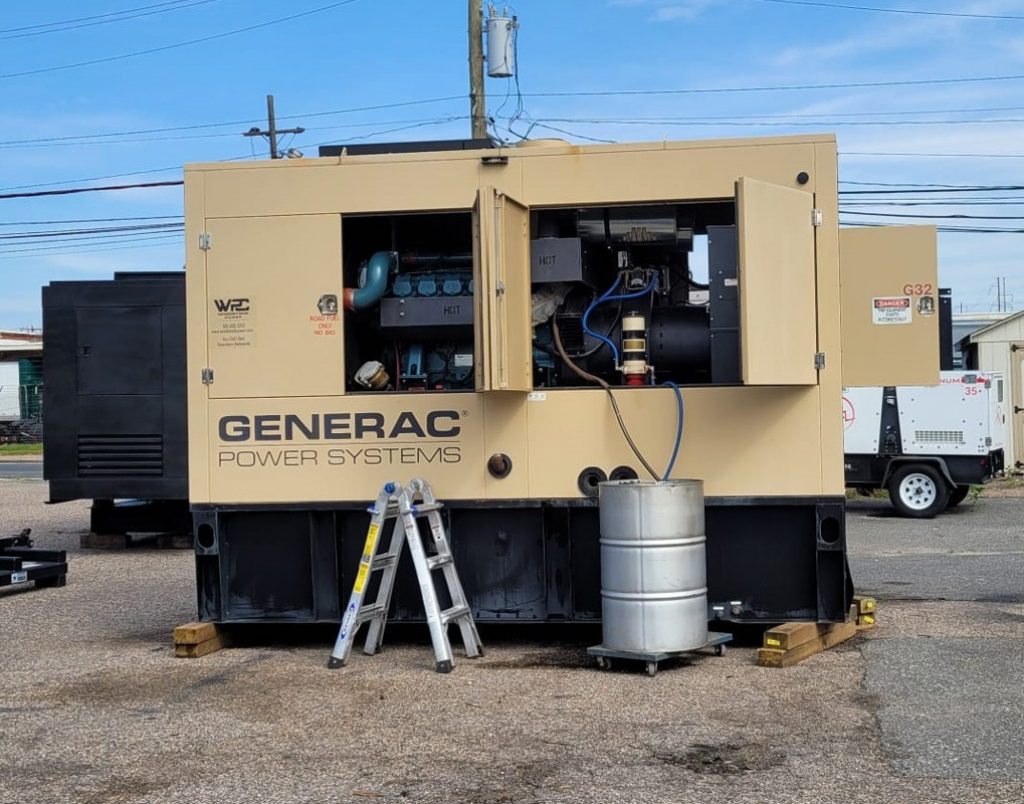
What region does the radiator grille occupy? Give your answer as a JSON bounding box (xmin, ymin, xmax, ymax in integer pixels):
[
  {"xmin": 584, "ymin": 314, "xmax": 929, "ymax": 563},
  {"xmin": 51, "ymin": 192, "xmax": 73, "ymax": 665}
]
[
  {"xmin": 914, "ymin": 430, "xmax": 964, "ymax": 445},
  {"xmin": 77, "ymin": 434, "xmax": 164, "ymax": 477}
]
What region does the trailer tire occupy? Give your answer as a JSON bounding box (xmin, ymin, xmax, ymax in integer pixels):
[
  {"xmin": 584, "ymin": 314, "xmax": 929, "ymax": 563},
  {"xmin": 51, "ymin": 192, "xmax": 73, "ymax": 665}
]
[
  {"xmin": 946, "ymin": 484, "xmax": 971, "ymax": 509},
  {"xmin": 887, "ymin": 464, "xmax": 949, "ymax": 519}
]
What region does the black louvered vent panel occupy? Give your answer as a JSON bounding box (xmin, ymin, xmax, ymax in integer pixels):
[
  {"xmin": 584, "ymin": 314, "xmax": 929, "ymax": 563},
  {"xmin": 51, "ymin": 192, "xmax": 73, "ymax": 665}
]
[{"xmin": 77, "ymin": 435, "xmax": 164, "ymax": 477}]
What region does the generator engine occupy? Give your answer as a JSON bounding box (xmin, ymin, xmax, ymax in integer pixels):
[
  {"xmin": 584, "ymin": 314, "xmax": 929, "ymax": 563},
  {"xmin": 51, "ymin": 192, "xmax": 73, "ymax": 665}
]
[{"xmin": 343, "ymin": 204, "xmax": 738, "ymax": 393}]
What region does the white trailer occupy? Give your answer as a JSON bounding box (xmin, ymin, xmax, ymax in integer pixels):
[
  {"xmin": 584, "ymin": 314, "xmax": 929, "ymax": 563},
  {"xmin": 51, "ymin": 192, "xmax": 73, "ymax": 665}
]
[{"xmin": 844, "ymin": 371, "xmax": 1006, "ymax": 517}]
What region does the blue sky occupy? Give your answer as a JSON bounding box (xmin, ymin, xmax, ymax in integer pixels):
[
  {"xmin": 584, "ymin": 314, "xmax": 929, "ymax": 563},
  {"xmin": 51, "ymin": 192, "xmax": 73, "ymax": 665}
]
[{"xmin": 2, "ymin": 0, "xmax": 1023, "ymax": 327}]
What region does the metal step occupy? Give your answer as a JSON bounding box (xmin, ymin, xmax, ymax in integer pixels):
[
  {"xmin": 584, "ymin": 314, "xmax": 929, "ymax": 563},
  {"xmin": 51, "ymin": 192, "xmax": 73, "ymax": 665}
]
[
  {"xmin": 440, "ymin": 604, "xmax": 470, "ymax": 624},
  {"xmin": 426, "ymin": 554, "xmax": 452, "ymax": 570}
]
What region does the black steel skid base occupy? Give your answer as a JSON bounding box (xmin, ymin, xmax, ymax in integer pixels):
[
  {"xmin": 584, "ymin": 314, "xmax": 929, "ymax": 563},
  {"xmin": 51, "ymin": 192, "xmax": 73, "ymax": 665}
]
[
  {"xmin": 0, "ymin": 530, "xmax": 68, "ymax": 592},
  {"xmin": 90, "ymin": 499, "xmax": 192, "ymax": 538},
  {"xmin": 588, "ymin": 631, "xmax": 733, "ymax": 676},
  {"xmin": 192, "ymin": 496, "xmax": 851, "ymax": 626}
]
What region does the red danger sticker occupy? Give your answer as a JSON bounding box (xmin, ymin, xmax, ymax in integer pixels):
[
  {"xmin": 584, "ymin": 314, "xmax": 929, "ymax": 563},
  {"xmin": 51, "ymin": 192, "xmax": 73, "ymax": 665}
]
[{"xmin": 872, "ymin": 296, "xmax": 913, "ymax": 325}]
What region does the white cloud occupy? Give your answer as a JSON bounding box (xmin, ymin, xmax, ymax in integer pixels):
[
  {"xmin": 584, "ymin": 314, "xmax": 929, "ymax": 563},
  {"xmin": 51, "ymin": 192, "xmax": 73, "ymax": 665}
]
[{"xmin": 607, "ymin": 0, "xmax": 721, "ymax": 22}]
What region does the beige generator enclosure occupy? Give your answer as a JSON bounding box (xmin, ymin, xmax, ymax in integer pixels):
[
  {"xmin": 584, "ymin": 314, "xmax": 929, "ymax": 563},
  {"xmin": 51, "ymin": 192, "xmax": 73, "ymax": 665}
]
[{"xmin": 184, "ymin": 135, "xmax": 937, "ymax": 626}]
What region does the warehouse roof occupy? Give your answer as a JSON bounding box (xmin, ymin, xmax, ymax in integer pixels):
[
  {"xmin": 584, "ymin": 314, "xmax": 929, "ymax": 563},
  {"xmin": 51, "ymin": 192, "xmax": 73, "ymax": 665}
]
[
  {"xmin": 964, "ymin": 308, "xmax": 1024, "ymax": 342},
  {"xmin": 0, "ymin": 331, "xmax": 42, "ymax": 362}
]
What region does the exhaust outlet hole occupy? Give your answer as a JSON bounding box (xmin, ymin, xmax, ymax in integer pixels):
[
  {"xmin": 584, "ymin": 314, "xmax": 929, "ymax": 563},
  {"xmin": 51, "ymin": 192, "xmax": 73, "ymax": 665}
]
[
  {"xmin": 196, "ymin": 523, "xmax": 216, "ymax": 550},
  {"xmin": 578, "ymin": 466, "xmax": 608, "ymax": 498},
  {"xmin": 819, "ymin": 516, "xmax": 841, "ymax": 546}
]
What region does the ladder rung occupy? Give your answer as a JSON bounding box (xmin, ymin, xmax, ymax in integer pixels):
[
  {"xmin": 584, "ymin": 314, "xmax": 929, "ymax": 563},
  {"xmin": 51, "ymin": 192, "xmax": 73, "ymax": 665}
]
[
  {"xmin": 357, "ymin": 603, "xmax": 388, "ymax": 621},
  {"xmin": 372, "ymin": 554, "xmax": 399, "ymax": 571},
  {"xmin": 439, "ymin": 604, "xmax": 470, "ymax": 624},
  {"xmin": 409, "ymin": 502, "xmax": 443, "ymax": 515},
  {"xmin": 426, "ymin": 554, "xmax": 452, "ymax": 570}
]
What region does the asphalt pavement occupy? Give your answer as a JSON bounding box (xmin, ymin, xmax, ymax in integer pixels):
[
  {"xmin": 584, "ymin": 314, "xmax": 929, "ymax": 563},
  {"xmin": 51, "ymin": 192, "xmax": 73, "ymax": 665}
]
[
  {"xmin": 0, "ymin": 459, "xmax": 42, "ymax": 479},
  {"xmin": 0, "ymin": 481, "xmax": 1021, "ymax": 802},
  {"xmin": 848, "ymin": 495, "xmax": 1024, "ymax": 786}
]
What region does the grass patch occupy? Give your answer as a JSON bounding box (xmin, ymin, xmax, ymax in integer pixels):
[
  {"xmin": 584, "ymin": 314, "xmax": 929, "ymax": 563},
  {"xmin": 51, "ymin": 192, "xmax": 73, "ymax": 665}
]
[{"xmin": 0, "ymin": 443, "xmax": 42, "ymax": 456}]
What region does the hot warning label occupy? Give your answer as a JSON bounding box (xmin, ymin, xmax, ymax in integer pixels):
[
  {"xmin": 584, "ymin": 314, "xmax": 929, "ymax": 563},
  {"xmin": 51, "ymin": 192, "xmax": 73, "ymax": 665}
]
[{"xmin": 871, "ymin": 296, "xmax": 912, "ymax": 325}]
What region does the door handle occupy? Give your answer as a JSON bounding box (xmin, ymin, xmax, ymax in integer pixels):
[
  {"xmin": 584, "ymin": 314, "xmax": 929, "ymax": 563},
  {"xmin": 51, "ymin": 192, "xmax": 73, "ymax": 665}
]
[{"xmin": 1016, "ymin": 406, "xmax": 1024, "ymax": 414}]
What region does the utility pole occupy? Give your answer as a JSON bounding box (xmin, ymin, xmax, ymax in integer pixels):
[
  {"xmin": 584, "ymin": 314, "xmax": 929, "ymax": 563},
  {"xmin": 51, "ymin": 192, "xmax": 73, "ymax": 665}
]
[
  {"xmin": 243, "ymin": 95, "xmax": 305, "ymax": 159},
  {"xmin": 469, "ymin": 0, "xmax": 487, "ymax": 139}
]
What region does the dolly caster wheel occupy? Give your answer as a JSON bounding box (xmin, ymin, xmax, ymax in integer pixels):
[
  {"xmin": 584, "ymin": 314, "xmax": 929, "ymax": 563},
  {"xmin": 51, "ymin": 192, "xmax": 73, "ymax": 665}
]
[
  {"xmin": 596, "ymin": 656, "xmax": 610, "ymax": 670},
  {"xmin": 645, "ymin": 661, "xmax": 658, "ymax": 677},
  {"xmin": 715, "ymin": 644, "xmax": 725, "ymax": 657}
]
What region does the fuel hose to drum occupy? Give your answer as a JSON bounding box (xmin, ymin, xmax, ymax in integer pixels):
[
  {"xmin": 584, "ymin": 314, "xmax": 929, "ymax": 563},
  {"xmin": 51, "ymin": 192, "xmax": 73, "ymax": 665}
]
[
  {"xmin": 660, "ymin": 380, "xmax": 684, "ymax": 481},
  {"xmin": 581, "ymin": 274, "xmax": 659, "ymax": 368}
]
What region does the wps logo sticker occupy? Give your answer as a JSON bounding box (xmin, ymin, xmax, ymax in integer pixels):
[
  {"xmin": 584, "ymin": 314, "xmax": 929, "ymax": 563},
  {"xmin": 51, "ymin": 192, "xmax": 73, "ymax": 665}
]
[{"xmin": 214, "ymin": 298, "xmax": 250, "ymax": 313}]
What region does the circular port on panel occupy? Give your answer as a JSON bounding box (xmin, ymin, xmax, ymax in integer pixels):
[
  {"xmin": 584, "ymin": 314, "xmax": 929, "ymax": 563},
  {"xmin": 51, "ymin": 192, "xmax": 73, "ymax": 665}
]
[
  {"xmin": 578, "ymin": 466, "xmax": 608, "ymax": 498},
  {"xmin": 609, "ymin": 465, "xmax": 639, "ymax": 481},
  {"xmin": 796, "ymin": 171, "xmax": 810, "ymax": 185},
  {"xmin": 819, "ymin": 516, "xmax": 842, "ymax": 545},
  {"xmin": 487, "ymin": 453, "xmax": 513, "ymax": 479},
  {"xmin": 196, "ymin": 523, "xmax": 216, "ymax": 550}
]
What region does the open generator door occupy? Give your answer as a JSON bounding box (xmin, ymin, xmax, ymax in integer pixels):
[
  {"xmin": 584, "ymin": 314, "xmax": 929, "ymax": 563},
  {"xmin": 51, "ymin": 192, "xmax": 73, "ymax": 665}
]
[
  {"xmin": 475, "ymin": 186, "xmax": 532, "ymax": 392},
  {"xmin": 736, "ymin": 177, "xmax": 819, "ymax": 386},
  {"xmin": 839, "ymin": 225, "xmax": 938, "ymax": 387}
]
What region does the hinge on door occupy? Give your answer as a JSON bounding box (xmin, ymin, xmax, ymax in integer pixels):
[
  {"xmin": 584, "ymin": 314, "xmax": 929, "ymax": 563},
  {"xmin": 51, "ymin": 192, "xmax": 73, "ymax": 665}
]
[
  {"xmin": 814, "ymin": 352, "xmax": 826, "ymax": 370},
  {"xmin": 811, "ymin": 209, "xmax": 823, "ymax": 227},
  {"xmin": 198, "ymin": 233, "xmax": 212, "ymax": 250},
  {"xmin": 201, "ymin": 368, "xmax": 214, "ymax": 385}
]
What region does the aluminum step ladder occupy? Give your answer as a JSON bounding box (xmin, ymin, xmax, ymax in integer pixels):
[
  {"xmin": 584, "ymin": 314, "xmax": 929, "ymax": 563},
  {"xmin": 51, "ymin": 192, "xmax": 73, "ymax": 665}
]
[{"xmin": 327, "ymin": 478, "xmax": 483, "ymax": 673}]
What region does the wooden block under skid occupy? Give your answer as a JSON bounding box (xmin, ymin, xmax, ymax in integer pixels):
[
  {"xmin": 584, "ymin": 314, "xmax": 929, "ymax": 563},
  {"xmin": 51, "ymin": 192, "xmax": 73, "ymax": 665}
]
[
  {"xmin": 80, "ymin": 532, "xmax": 130, "ymax": 549},
  {"xmin": 762, "ymin": 621, "xmax": 830, "ymax": 652},
  {"xmin": 757, "ymin": 621, "xmax": 858, "ymax": 668},
  {"xmin": 853, "ymin": 595, "xmax": 877, "ymax": 615},
  {"xmin": 173, "ymin": 621, "xmax": 231, "ymax": 658},
  {"xmin": 175, "ymin": 633, "xmax": 231, "ymax": 658},
  {"xmin": 174, "ymin": 621, "xmax": 218, "ymax": 645},
  {"xmin": 857, "ymin": 612, "xmax": 877, "ymax": 631}
]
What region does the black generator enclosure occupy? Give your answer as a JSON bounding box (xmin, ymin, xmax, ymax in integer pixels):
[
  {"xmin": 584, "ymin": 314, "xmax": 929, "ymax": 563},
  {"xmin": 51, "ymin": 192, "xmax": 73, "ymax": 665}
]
[{"xmin": 43, "ymin": 273, "xmax": 188, "ymax": 525}]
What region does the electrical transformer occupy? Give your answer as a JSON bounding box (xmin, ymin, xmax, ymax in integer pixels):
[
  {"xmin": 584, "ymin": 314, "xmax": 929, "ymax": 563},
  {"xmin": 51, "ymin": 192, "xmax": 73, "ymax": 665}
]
[{"xmin": 184, "ymin": 135, "xmax": 938, "ymax": 624}]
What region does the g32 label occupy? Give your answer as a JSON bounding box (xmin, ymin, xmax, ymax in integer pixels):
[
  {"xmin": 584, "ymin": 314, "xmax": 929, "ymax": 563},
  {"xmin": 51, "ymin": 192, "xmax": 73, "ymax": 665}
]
[{"xmin": 902, "ymin": 283, "xmax": 932, "ymax": 296}]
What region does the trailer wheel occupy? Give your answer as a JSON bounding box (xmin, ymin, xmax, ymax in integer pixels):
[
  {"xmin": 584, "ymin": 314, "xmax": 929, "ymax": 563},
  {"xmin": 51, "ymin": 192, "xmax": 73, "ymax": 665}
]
[
  {"xmin": 887, "ymin": 464, "xmax": 949, "ymax": 519},
  {"xmin": 946, "ymin": 484, "xmax": 971, "ymax": 509}
]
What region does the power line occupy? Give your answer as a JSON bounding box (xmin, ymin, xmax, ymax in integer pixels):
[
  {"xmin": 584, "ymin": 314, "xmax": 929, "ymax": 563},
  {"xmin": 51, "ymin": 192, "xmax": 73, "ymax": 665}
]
[
  {"xmin": 0, "ymin": 216, "xmax": 182, "ymax": 226},
  {"xmin": 749, "ymin": 0, "xmax": 1024, "ymax": 21},
  {"xmin": 835, "ymin": 197, "xmax": 1024, "ymax": 203},
  {"xmin": 0, "ymin": 1, "xmax": 194, "ymax": 33},
  {"xmin": 842, "ymin": 222, "xmax": 1024, "ymax": 233},
  {"xmin": 0, "ymin": 231, "xmax": 184, "ymax": 250},
  {"xmin": 842, "ymin": 150, "xmax": 1024, "ymax": 159},
  {"xmin": 0, "ymin": 180, "xmax": 183, "ymax": 200},
  {"xmin": 0, "ymin": 114, "xmax": 464, "ymax": 150},
  {"xmin": 0, "ymin": 235, "xmax": 183, "ymax": 259},
  {"xmin": 524, "ymin": 72, "xmax": 1024, "ymax": 98},
  {"xmin": 530, "ymin": 115, "xmax": 1024, "ymax": 128},
  {"xmin": 840, "ymin": 179, "xmax": 994, "ymax": 188},
  {"xmin": 0, "ymin": 167, "xmax": 184, "ymax": 192},
  {"xmin": 0, "ymin": 0, "xmax": 362, "ymax": 80},
  {"xmin": 0, "ymin": 96, "xmax": 463, "ymax": 148},
  {"xmin": 0, "ymin": 0, "xmax": 218, "ymax": 41},
  {"xmin": 840, "ymin": 185, "xmax": 1024, "ymax": 195},
  {"xmin": 840, "ymin": 211, "xmax": 1024, "ymax": 220},
  {"xmin": 0, "ymin": 223, "xmax": 184, "ymax": 240}
]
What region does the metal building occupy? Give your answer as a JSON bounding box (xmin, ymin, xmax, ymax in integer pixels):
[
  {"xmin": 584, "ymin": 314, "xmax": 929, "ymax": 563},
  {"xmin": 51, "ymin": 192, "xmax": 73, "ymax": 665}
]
[{"xmin": 961, "ymin": 309, "xmax": 1024, "ymax": 470}]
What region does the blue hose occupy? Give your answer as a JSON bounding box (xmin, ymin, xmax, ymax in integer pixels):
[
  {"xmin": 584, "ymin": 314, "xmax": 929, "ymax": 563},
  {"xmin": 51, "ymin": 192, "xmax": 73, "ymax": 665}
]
[
  {"xmin": 660, "ymin": 381, "xmax": 684, "ymax": 481},
  {"xmin": 581, "ymin": 274, "xmax": 658, "ymax": 366}
]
